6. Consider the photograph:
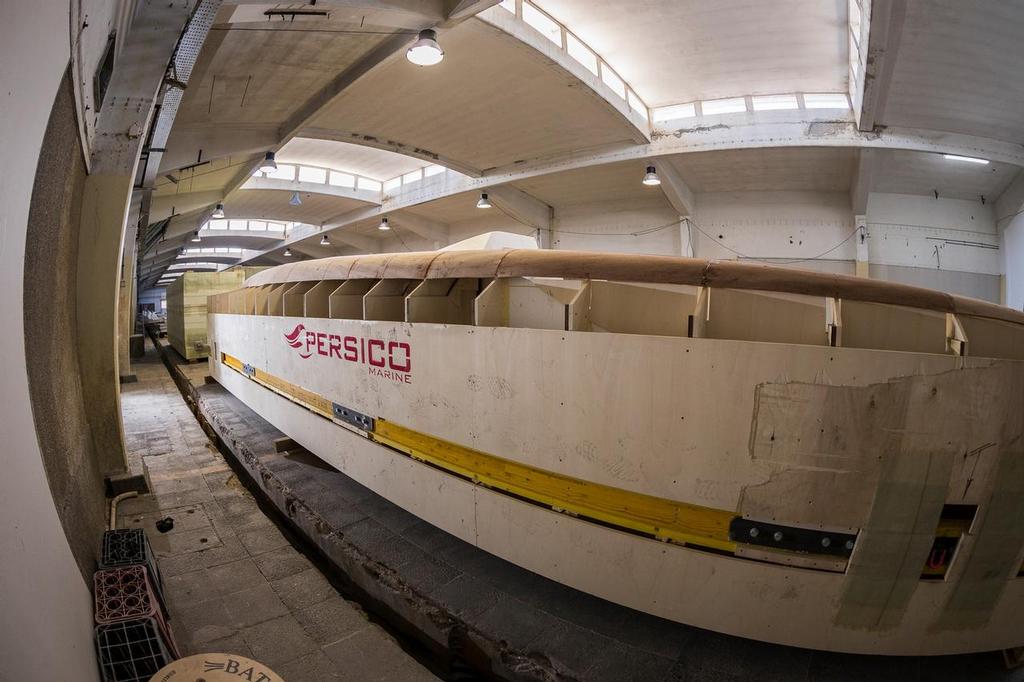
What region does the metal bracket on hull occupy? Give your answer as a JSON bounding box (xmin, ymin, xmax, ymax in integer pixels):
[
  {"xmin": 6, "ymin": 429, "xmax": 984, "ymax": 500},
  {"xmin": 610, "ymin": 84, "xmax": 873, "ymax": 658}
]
[
  {"xmin": 729, "ymin": 517, "xmax": 857, "ymax": 558},
  {"xmin": 332, "ymin": 402, "xmax": 375, "ymax": 432}
]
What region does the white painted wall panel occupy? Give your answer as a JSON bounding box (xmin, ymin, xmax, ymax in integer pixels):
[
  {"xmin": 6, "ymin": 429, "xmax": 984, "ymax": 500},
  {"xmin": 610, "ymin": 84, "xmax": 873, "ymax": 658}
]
[{"xmin": 0, "ymin": 1, "xmax": 101, "ymax": 680}]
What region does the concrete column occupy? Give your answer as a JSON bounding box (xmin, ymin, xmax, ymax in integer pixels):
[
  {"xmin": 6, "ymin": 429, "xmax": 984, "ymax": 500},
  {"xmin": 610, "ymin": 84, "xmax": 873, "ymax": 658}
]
[
  {"xmin": 78, "ymin": 175, "xmax": 135, "ymax": 474},
  {"xmin": 854, "ymin": 214, "xmax": 869, "ymax": 278},
  {"xmin": 75, "ymin": 0, "xmax": 195, "ymax": 474}
]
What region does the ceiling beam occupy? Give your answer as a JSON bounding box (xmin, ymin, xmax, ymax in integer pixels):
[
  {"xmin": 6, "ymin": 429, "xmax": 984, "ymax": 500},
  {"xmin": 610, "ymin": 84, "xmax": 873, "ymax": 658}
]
[
  {"xmin": 278, "ymin": 33, "xmax": 415, "ymax": 148},
  {"xmin": 652, "ymin": 162, "xmax": 695, "ymax": 217},
  {"xmin": 850, "ymin": 148, "xmax": 877, "ymax": 214},
  {"xmin": 224, "ymin": 0, "xmax": 447, "ymax": 26},
  {"xmin": 298, "ymin": 127, "xmax": 482, "ymax": 178},
  {"xmin": 488, "ymin": 185, "xmax": 552, "ymax": 231},
  {"xmin": 241, "ymin": 175, "xmax": 381, "ymax": 205},
  {"xmin": 858, "ymin": 0, "xmax": 907, "ymax": 132},
  {"xmin": 445, "ymin": 0, "xmax": 501, "ymax": 23},
  {"xmin": 390, "ymin": 211, "xmax": 449, "ymax": 243}
]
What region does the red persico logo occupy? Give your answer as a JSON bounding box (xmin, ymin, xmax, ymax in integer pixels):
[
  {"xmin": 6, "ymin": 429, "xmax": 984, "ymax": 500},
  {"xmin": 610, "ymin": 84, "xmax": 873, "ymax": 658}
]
[
  {"xmin": 282, "ymin": 324, "xmax": 411, "ymax": 382},
  {"xmin": 283, "ymin": 324, "xmax": 312, "ymax": 358}
]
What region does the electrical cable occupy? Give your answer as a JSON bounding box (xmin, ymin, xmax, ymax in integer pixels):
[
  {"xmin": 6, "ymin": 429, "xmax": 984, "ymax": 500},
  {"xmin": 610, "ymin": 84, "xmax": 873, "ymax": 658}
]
[{"xmin": 497, "ymin": 209, "xmax": 861, "ymax": 266}]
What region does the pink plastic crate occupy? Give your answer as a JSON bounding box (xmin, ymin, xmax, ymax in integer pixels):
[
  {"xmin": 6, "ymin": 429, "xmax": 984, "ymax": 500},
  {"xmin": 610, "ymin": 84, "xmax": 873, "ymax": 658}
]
[{"xmin": 93, "ymin": 566, "xmax": 178, "ymax": 657}]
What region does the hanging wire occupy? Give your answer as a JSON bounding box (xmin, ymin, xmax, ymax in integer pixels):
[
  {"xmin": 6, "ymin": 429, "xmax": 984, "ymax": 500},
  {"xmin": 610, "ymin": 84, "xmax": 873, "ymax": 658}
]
[{"xmin": 497, "ymin": 208, "xmax": 862, "ymax": 266}]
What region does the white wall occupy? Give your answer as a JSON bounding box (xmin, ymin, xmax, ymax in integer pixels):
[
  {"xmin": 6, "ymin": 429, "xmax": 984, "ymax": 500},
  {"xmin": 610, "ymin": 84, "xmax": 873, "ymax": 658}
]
[
  {"xmin": 1003, "ymin": 213, "xmax": 1024, "ymax": 311},
  {"xmin": 0, "ymin": 1, "xmax": 101, "ymax": 680},
  {"xmin": 379, "ymin": 190, "xmax": 1004, "ymax": 302},
  {"xmin": 866, "ymin": 193, "xmax": 1000, "ymax": 301},
  {"xmin": 692, "ymin": 191, "xmax": 856, "ymax": 273}
]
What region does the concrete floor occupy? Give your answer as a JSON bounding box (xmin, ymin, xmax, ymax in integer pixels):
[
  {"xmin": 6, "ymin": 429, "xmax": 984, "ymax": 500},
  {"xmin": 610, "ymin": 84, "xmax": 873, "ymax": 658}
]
[{"xmin": 118, "ymin": 337, "xmax": 438, "ymax": 681}]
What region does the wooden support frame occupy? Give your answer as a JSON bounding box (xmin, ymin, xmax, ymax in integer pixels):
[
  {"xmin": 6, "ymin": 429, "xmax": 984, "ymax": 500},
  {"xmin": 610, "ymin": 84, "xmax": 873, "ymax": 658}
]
[
  {"xmin": 827, "ymin": 298, "xmax": 842, "ymax": 347},
  {"xmin": 946, "ymin": 313, "xmax": 968, "ymax": 357}
]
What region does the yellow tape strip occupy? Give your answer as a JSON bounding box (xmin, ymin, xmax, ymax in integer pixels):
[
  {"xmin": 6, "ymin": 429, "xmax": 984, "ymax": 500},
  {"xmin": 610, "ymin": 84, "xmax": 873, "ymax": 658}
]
[
  {"xmin": 221, "ymin": 351, "xmax": 737, "ymax": 552},
  {"xmin": 372, "ymin": 419, "xmax": 736, "ymax": 551}
]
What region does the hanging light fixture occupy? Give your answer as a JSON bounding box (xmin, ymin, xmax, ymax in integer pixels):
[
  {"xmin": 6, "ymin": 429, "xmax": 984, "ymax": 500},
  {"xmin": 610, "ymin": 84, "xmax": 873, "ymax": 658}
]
[
  {"xmin": 406, "ymin": 29, "xmax": 444, "ymax": 66},
  {"xmin": 320, "ymin": 234, "xmax": 330, "ymax": 246},
  {"xmin": 476, "ymin": 192, "xmax": 492, "ymax": 209},
  {"xmin": 211, "ymin": 203, "xmax": 225, "ymax": 219},
  {"xmin": 378, "ymin": 217, "xmax": 391, "ymax": 231},
  {"xmin": 191, "ymin": 231, "xmax": 202, "ymax": 243},
  {"xmin": 289, "ymin": 191, "xmax": 302, "ymax": 206},
  {"xmin": 283, "ymin": 247, "xmax": 292, "ymax": 257},
  {"xmin": 260, "ymin": 151, "xmax": 277, "ymax": 172},
  {"xmin": 642, "ymin": 165, "xmax": 661, "ymax": 186}
]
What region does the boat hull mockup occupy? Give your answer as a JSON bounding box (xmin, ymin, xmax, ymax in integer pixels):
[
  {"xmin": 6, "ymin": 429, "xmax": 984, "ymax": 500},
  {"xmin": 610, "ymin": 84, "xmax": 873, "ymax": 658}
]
[{"xmin": 207, "ymin": 249, "xmax": 1024, "ymax": 656}]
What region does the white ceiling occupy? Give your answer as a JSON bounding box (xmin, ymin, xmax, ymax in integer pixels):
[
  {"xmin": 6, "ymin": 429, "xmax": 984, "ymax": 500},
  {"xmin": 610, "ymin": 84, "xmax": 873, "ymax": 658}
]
[
  {"xmin": 534, "ymin": 0, "xmax": 848, "ymax": 106},
  {"xmin": 308, "ymin": 18, "xmax": 642, "ymax": 172},
  {"xmin": 870, "ymin": 150, "xmax": 1019, "ymax": 201},
  {"xmin": 277, "ymin": 137, "xmax": 429, "ymax": 180},
  {"xmin": 669, "ymin": 147, "xmax": 855, "ymax": 193},
  {"xmin": 176, "ymin": 21, "xmax": 391, "ymax": 128},
  {"xmin": 877, "ymin": 1, "xmax": 1024, "ymax": 144}
]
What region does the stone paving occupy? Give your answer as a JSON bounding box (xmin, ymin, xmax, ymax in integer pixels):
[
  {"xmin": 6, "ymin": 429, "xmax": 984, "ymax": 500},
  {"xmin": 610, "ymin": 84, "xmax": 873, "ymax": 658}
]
[{"xmin": 118, "ymin": 338, "xmax": 438, "ymax": 681}]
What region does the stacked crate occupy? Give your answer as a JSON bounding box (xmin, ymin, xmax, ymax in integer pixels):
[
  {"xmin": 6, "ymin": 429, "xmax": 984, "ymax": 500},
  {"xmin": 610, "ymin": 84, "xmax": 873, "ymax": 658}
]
[{"xmin": 94, "ymin": 529, "xmax": 178, "ymax": 681}]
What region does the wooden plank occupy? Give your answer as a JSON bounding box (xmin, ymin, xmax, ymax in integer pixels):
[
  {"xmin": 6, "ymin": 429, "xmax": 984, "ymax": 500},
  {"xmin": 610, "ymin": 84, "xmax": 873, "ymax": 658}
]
[
  {"xmin": 590, "ymin": 281, "xmax": 695, "ymax": 338},
  {"xmin": 704, "ymin": 289, "xmax": 827, "ymax": 346},
  {"xmin": 364, "ymin": 279, "xmax": 416, "ymax": 321},
  {"xmin": 304, "ymin": 280, "xmax": 343, "ymax": 318},
  {"xmin": 842, "ymin": 300, "xmax": 946, "ymax": 354}
]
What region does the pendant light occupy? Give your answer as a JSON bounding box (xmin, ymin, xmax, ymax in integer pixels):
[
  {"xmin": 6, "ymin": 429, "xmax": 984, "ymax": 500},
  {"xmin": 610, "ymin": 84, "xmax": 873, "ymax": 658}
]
[
  {"xmin": 476, "ymin": 192, "xmax": 492, "ymax": 209},
  {"xmin": 212, "ymin": 203, "xmax": 225, "ymax": 219},
  {"xmin": 260, "ymin": 151, "xmax": 277, "ymax": 172},
  {"xmin": 642, "ymin": 165, "xmax": 660, "ymax": 186},
  {"xmin": 406, "ymin": 29, "xmax": 444, "ymax": 66},
  {"xmin": 378, "ymin": 217, "xmax": 390, "ymax": 231}
]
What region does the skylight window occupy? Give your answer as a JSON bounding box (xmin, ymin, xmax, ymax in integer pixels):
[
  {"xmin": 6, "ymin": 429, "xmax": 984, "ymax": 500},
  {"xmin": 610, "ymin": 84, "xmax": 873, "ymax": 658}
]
[
  {"xmin": 627, "ymin": 90, "xmax": 648, "ymax": 120},
  {"xmin": 523, "ymin": 3, "xmax": 561, "ymax": 46},
  {"xmin": 601, "ymin": 66, "xmax": 626, "ymax": 99},
  {"xmin": 228, "ymin": 220, "xmax": 247, "ymax": 231},
  {"xmin": 424, "ymin": 165, "xmax": 445, "ymax": 178},
  {"xmin": 248, "ymin": 221, "xmax": 267, "ymax": 231},
  {"xmin": 701, "ymin": 97, "xmax": 747, "ymax": 115},
  {"xmin": 402, "ymin": 169, "xmax": 423, "ymax": 185},
  {"xmin": 383, "ymin": 177, "xmax": 402, "ymax": 192},
  {"xmin": 266, "ymin": 164, "xmax": 296, "ymax": 181},
  {"xmin": 804, "ymin": 93, "xmax": 850, "ymax": 109},
  {"xmin": 358, "ymin": 178, "xmax": 382, "ymax": 192},
  {"xmin": 329, "ymin": 171, "xmax": 355, "ymax": 188},
  {"xmin": 297, "ymin": 166, "xmax": 327, "ymax": 184},
  {"xmin": 498, "ymin": 0, "xmax": 515, "ymax": 13},
  {"xmin": 752, "ymin": 94, "xmax": 798, "ymax": 111},
  {"xmin": 652, "ymin": 103, "xmax": 696, "ymax": 122},
  {"xmin": 207, "ymin": 219, "xmax": 227, "ymax": 231},
  {"xmin": 566, "ymin": 33, "xmax": 598, "ymax": 76},
  {"xmin": 267, "ymin": 222, "xmax": 285, "ymax": 232}
]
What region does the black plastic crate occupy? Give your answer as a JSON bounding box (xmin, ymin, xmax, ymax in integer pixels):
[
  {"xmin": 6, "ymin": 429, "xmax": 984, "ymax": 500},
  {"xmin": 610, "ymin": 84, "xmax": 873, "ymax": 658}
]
[
  {"xmin": 95, "ymin": 618, "xmax": 174, "ymax": 682},
  {"xmin": 100, "ymin": 528, "xmax": 163, "ymax": 590}
]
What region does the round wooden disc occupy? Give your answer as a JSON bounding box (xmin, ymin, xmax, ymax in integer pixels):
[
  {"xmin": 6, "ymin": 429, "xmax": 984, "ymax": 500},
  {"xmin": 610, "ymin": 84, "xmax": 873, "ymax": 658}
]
[{"xmin": 150, "ymin": 654, "xmax": 285, "ymax": 682}]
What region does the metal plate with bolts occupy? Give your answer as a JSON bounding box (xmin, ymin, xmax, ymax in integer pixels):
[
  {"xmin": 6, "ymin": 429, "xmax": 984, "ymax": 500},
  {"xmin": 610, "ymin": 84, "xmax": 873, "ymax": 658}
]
[
  {"xmin": 729, "ymin": 517, "xmax": 857, "ymax": 557},
  {"xmin": 332, "ymin": 402, "xmax": 375, "ymax": 431}
]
